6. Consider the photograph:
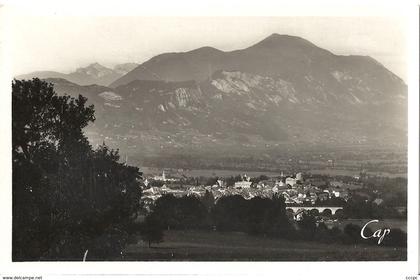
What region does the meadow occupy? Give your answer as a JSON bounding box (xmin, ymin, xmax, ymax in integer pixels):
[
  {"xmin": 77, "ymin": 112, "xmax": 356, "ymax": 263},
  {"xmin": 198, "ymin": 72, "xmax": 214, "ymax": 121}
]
[{"xmin": 123, "ymin": 230, "xmax": 406, "ymax": 261}]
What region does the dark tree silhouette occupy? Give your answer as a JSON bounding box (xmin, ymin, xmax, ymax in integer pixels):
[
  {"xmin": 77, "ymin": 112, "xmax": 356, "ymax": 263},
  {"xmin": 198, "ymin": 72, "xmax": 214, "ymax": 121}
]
[
  {"xmin": 151, "ymin": 194, "xmax": 208, "ymax": 230},
  {"xmin": 264, "ymin": 194, "xmax": 295, "ymax": 239},
  {"xmin": 141, "ymin": 215, "xmax": 164, "ymax": 248},
  {"xmin": 343, "ymin": 223, "xmax": 362, "ymax": 244},
  {"xmin": 212, "ymin": 195, "xmax": 248, "ymax": 231},
  {"xmin": 12, "ymin": 78, "xmax": 142, "ymax": 260},
  {"xmin": 383, "ymin": 228, "xmax": 407, "ymax": 247},
  {"xmin": 201, "ymin": 190, "xmax": 215, "ymax": 211},
  {"xmin": 297, "ymin": 213, "xmax": 317, "ymax": 240},
  {"xmin": 211, "ymin": 194, "xmax": 292, "ymax": 237}
]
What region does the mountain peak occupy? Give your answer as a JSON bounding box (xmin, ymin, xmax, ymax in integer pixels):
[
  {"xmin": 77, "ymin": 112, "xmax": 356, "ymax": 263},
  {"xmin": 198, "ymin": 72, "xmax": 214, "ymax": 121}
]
[
  {"xmin": 266, "ymin": 33, "xmax": 285, "ymax": 39},
  {"xmin": 187, "ymin": 46, "xmax": 223, "ymax": 54},
  {"xmin": 249, "ymin": 33, "xmax": 318, "ymax": 50},
  {"xmin": 87, "ymin": 62, "xmax": 108, "ymax": 70},
  {"xmin": 75, "ymin": 62, "xmax": 107, "ymax": 73}
]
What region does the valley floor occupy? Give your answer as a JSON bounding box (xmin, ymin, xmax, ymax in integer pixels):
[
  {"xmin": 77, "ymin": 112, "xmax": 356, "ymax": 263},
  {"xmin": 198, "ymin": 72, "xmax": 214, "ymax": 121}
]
[{"xmin": 123, "ymin": 230, "xmax": 406, "ymax": 261}]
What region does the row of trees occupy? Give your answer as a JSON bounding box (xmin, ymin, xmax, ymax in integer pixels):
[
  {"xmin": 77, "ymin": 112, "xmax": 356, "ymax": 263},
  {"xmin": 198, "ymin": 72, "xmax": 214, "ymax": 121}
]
[
  {"xmin": 343, "ymin": 195, "xmax": 406, "ymax": 219},
  {"xmin": 140, "ymin": 194, "xmax": 406, "ymax": 248},
  {"xmin": 143, "ymin": 194, "xmax": 293, "ymax": 237},
  {"xmin": 13, "ymin": 79, "xmax": 142, "ymax": 260}
]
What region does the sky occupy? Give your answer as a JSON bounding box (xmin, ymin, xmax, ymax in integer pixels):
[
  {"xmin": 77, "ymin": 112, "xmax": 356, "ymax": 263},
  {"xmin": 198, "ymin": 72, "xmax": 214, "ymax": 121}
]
[{"xmin": 7, "ymin": 16, "xmax": 408, "ymax": 80}]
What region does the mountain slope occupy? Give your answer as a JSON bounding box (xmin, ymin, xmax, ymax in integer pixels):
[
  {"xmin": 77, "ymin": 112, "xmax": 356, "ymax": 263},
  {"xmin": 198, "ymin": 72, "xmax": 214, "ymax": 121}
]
[
  {"xmin": 37, "ymin": 33, "xmax": 406, "ymax": 163},
  {"xmin": 110, "ymin": 47, "xmax": 226, "ymax": 87},
  {"xmin": 17, "ymin": 63, "xmax": 139, "ymax": 86},
  {"xmin": 111, "ymin": 34, "xmax": 404, "ymax": 90}
]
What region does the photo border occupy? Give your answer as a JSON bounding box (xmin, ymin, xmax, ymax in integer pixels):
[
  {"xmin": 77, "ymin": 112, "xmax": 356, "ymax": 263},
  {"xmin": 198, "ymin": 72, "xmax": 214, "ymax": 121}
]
[{"xmin": 0, "ymin": 0, "xmax": 418, "ymax": 279}]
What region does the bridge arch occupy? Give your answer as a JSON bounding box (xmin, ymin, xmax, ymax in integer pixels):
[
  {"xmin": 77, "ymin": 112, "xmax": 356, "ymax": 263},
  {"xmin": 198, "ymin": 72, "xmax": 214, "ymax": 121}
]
[
  {"xmin": 309, "ymin": 208, "xmax": 320, "ymax": 216},
  {"xmin": 334, "ymin": 208, "xmax": 344, "ymax": 218},
  {"xmin": 321, "ymin": 208, "xmax": 332, "ymax": 217},
  {"xmin": 286, "ymin": 206, "xmax": 343, "ymax": 215}
]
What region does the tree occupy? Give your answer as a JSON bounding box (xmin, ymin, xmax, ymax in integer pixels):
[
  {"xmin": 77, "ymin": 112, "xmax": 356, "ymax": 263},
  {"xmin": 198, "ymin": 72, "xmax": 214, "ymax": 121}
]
[
  {"xmin": 344, "ymin": 196, "xmax": 375, "ymax": 219},
  {"xmin": 250, "ymin": 175, "xmax": 269, "ymax": 184},
  {"xmin": 314, "ymin": 222, "xmax": 331, "ymax": 243},
  {"xmin": 329, "ymin": 226, "xmax": 344, "ymax": 243},
  {"xmin": 211, "ymin": 194, "xmax": 292, "ymax": 238},
  {"xmin": 13, "ymin": 78, "xmax": 95, "ymax": 260},
  {"xmin": 212, "ymin": 195, "xmax": 248, "ymax": 231},
  {"xmin": 245, "ymin": 197, "xmax": 272, "ymax": 235},
  {"xmin": 382, "ymin": 228, "xmax": 406, "ymax": 247},
  {"xmin": 343, "ymin": 223, "xmax": 362, "ymax": 244},
  {"xmin": 12, "ymin": 79, "xmax": 142, "ymax": 260},
  {"xmin": 141, "ymin": 215, "xmax": 164, "ymax": 248},
  {"xmin": 262, "ymin": 194, "xmax": 294, "ymax": 239},
  {"xmin": 201, "ymin": 190, "xmax": 215, "ymax": 211},
  {"xmin": 151, "ymin": 194, "xmax": 208, "ymax": 230},
  {"xmin": 297, "ymin": 213, "xmax": 317, "ymax": 240}
]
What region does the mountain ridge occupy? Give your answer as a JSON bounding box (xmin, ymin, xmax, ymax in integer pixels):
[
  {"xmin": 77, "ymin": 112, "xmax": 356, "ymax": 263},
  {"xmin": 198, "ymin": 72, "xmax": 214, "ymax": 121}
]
[
  {"xmin": 24, "ymin": 33, "xmax": 406, "ymax": 161},
  {"xmin": 16, "ymin": 62, "xmax": 139, "ymax": 86},
  {"xmin": 110, "ymin": 34, "xmax": 403, "ymax": 89}
]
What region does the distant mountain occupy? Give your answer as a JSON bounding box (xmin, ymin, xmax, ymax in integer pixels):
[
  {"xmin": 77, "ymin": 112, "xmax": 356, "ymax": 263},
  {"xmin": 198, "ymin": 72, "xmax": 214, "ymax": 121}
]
[
  {"xmin": 17, "ymin": 62, "xmax": 139, "ymax": 86},
  {"xmin": 109, "ymin": 46, "xmax": 226, "ymax": 87},
  {"xmin": 41, "ymin": 34, "xmax": 406, "ymax": 165},
  {"xmin": 16, "ymin": 71, "xmax": 69, "ymax": 80},
  {"xmin": 110, "ymin": 34, "xmax": 404, "ymax": 92},
  {"xmin": 113, "ymin": 63, "xmax": 141, "ymax": 75},
  {"xmin": 34, "ymin": 34, "xmax": 407, "ymax": 168}
]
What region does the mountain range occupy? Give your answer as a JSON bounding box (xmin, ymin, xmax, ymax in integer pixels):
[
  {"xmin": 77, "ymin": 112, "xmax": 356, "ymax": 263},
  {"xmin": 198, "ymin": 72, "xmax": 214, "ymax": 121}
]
[
  {"xmin": 16, "ymin": 62, "xmax": 138, "ymax": 86},
  {"xmin": 20, "ymin": 34, "xmax": 407, "ymax": 165}
]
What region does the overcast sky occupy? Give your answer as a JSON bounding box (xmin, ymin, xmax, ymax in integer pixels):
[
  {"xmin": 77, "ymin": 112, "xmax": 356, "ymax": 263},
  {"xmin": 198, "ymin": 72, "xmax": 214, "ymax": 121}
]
[{"xmin": 8, "ymin": 16, "xmax": 407, "ymax": 80}]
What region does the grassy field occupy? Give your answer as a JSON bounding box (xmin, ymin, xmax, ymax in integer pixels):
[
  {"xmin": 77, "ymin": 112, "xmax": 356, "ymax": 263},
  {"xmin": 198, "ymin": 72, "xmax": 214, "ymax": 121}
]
[
  {"xmin": 326, "ymin": 219, "xmax": 407, "ymax": 232},
  {"xmin": 142, "ymin": 167, "xmax": 281, "ymax": 178},
  {"xmin": 309, "ymin": 169, "xmax": 407, "ymax": 178},
  {"xmin": 142, "ymin": 166, "xmax": 406, "ymax": 179},
  {"xmin": 123, "ymin": 230, "xmax": 406, "ymax": 261}
]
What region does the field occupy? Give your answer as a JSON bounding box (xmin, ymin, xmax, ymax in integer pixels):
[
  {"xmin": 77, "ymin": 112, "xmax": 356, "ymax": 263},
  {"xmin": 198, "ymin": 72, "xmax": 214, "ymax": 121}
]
[
  {"xmin": 309, "ymin": 169, "xmax": 407, "ymax": 178},
  {"xmin": 123, "ymin": 230, "xmax": 406, "ymax": 261},
  {"xmin": 142, "ymin": 166, "xmax": 406, "ymax": 179},
  {"xmin": 138, "ymin": 146, "xmax": 407, "ymax": 179},
  {"xmin": 142, "ymin": 167, "xmax": 281, "ymax": 178},
  {"xmin": 325, "ymin": 219, "xmax": 407, "ymax": 232}
]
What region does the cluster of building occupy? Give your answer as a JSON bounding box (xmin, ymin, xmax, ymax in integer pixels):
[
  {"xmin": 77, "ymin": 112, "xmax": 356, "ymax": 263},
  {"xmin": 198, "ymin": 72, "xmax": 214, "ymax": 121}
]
[
  {"xmin": 151, "ymin": 170, "xmax": 177, "ymax": 182},
  {"xmin": 141, "ymin": 170, "xmax": 355, "ymax": 211}
]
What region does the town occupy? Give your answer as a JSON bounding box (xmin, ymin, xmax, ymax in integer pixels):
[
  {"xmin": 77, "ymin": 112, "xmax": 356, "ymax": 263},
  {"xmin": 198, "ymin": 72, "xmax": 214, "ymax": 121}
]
[
  {"xmin": 140, "ymin": 169, "xmax": 408, "ymax": 227},
  {"xmin": 143, "ymin": 170, "xmax": 356, "ymax": 200},
  {"xmin": 143, "ymin": 170, "xmax": 357, "ymax": 217}
]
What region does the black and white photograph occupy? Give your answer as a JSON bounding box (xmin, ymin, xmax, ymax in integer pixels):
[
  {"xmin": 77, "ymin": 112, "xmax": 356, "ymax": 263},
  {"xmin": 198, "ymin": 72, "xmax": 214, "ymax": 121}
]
[{"xmin": 0, "ymin": 0, "xmax": 419, "ymax": 279}]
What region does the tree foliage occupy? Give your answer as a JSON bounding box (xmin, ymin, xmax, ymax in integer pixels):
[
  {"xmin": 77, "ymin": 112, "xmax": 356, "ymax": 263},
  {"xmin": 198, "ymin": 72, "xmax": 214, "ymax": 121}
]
[
  {"xmin": 149, "ymin": 194, "xmax": 208, "ymax": 230},
  {"xmin": 140, "ymin": 215, "xmax": 164, "ymax": 248},
  {"xmin": 12, "ymin": 79, "xmax": 142, "ymax": 260},
  {"xmin": 297, "ymin": 213, "xmax": 317, "ymax": 240},
  {"xmin": 211, "ymin": 194, "xmax": 294, "ymax": 238}
]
